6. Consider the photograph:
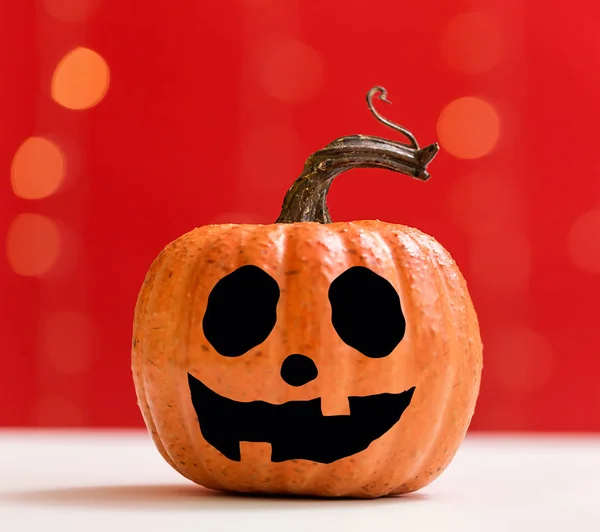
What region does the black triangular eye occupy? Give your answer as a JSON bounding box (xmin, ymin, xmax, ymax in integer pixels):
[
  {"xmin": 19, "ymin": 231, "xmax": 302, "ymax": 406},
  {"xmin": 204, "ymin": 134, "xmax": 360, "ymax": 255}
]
[
  {"xmin": 202, "ymin": 265, "xmax": 280, "ymax": 357},
  {"xmin": 328, "ymin": 266, "xmax": 405, "ymax": 358}
]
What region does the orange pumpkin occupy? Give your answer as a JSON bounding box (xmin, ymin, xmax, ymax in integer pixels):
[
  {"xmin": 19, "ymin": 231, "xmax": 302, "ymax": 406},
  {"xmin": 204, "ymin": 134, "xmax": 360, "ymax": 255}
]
[{"xmin": 132, "ymin": 87, "xmax": 482, "ymax": 498}]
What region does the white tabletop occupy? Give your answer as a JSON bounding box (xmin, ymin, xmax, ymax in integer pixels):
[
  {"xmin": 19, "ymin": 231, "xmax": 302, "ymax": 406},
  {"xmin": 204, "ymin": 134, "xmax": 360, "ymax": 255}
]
[{"xmin": 0, "ymin": 430, "xmax": 599, "ymax": 531}]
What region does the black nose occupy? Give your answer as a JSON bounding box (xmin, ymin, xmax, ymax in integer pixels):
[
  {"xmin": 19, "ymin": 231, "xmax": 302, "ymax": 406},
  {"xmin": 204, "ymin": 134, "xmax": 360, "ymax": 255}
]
[{"xmin": 280, "ymin": 354, "xmax": 318, "ymax": 387}]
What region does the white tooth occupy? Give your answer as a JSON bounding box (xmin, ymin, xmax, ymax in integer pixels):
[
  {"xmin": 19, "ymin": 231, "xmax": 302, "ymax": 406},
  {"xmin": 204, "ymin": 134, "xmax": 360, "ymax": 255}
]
[{"xmin": 320, "ymin": 396, "xmax": 351, "ymax": 416}]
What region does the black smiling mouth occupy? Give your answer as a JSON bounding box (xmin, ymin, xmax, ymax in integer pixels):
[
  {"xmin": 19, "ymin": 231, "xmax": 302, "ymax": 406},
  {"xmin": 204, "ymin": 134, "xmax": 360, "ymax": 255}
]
[{"xmin": 188, "ymin": 373, "xmax": 415, "ymax": 464}]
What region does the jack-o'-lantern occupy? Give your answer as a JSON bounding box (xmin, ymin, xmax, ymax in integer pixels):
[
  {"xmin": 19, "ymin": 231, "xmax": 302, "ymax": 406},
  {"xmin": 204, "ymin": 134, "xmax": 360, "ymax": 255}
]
[{"xmin": 132, "ymin": 86, "xmax": 483, "ymax": 498}]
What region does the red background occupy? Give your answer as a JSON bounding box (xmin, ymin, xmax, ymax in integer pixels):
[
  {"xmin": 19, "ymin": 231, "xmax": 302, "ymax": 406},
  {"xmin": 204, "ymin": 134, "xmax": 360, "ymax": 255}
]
[{"xmin": 1, "ymin": 0, "xmax": 599, "ymax": 431}]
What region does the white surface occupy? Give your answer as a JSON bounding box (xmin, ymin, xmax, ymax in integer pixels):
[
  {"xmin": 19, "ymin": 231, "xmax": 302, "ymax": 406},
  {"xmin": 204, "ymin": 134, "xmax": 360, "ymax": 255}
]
[{"xmin": 1, "ymin": 430, "xmax": 599, "ymax": 531}]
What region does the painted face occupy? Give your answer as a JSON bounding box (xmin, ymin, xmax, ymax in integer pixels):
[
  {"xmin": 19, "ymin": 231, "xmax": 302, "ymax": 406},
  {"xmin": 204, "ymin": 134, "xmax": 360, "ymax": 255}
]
[{"xmin": 188, "ymin": 265, "xmax": 414, "ymax": 464}]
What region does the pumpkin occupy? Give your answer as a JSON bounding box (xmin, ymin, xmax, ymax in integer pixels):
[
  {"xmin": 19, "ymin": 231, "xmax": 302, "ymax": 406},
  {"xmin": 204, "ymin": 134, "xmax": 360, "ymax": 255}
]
[{"xmin": 132, "ymin": 86, "xmax": 482, "ymax": 498}]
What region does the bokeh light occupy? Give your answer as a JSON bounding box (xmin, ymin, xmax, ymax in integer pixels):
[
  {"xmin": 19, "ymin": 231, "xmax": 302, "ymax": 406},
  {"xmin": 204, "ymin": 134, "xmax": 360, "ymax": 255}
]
[
  {"xmin": 6, "ymin": 214, "xmax": 62, "ymax": 277},
  {"xmin": 256, "ymin": 38, "xmax": 325, "ymax": 104},
  {"xmin": 40, "ymin": 311, "xmax": 94, "ymax": 375},
  {"xmin": 44, "ymin": 0, "xmax": 100, "ymax": 22},
  {"xmin": 11, "ymin": 137, "xmax": 66, "ymax": 200},
  {"xmin": 52, "ymin": 47, "xmax": 110, "ymax": 110},
  {"xmin": 437, "ymin": 96, "xmax": 500, "ymax": 159},
  {"xmin": 440, "ymin": 11, "xmax": 503, "ymax": 74},
  {"xmin": 567, "ymin": 208, "xmax": 600, "ymax": 274},
  {"xmin": 486, "ymin": 326, "xmax": 555, "ymax": 390}
]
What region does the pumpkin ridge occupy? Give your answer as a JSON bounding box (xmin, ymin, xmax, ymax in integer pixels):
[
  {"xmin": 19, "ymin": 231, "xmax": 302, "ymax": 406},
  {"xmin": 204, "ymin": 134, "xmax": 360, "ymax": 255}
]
[
  {"xmin": 266, "ymin": 223, "xmax": 292, "ymax": 408},
  {"xmin": 132, "ymin": 271, "xmax": 181, "ymax": 475},
  {"xmin": 429, "ymin": 236, "xmax": 483, "ymax": 429},
  {"xmin": 158, "ymin": 231, "xmax": 221, "ymax": 486},
  {"xmin": 406, "ymin": 229, "xmax": 460, "ymax": 490},
  {"xmin": 430, "ymin": 235, "xmax": 482, "ymax": 483},
  {"xmin": 393, "ymin": 229, "xmax": 476, "ymax": 493},
  {"xmin": 134, "ymin": 238, "xmax": 196, "ymax": 479},
  {"xmin": 333, "ymin": 223, "xmax": 365, "ymax": 495},
  {"xmin": 374, "ymin": 227, "xmax": 446, "ymax": 493},
  {"xmin": 264, "ymin": 223, "xmax": 295, "ymax": 490},
  {"xmin": 177, "ymin": 229, "xmax": 217, "ymax": 484},
  {"xmin": 310, "ymin": 224, "xmax": 359, "ymax": 496},
  {"xmin": 279, "ymin": 224, "xmax": 322, "ymax": 493},
  {"xmin": 334, "ymin": 222, "xmax": 397, "ymax": 495},
  {"xmin": 188, "ymin": 225, "xmax": 260, "ymax": 487},
  {"xmin": 366, "ymin": 225, "xmax": 428, "ymax": 495},
  {"xmin": 355, "ymin": 223, "xmax": 416, "ymax": 495},
  {"xmin": 278, "ymin": 224, "xmax": 327, "ymax": 494},
  {"xmin": 181, "ymin": 227, "xmax": 218, "ymax": 369}
]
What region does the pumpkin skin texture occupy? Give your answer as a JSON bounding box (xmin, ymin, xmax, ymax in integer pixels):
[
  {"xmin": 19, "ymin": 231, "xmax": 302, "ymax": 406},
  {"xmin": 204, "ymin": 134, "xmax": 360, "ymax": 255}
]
[
  {"xmin": 132, "ymin": 86, "xmax": 483, "ymax": 498},
  {"xmin": 132, "ymin": 220, "xmax": 482, "ymax": 498}
]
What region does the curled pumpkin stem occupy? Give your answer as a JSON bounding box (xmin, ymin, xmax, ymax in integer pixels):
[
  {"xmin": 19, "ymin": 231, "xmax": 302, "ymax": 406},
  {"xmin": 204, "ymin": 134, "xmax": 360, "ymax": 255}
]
[
  {"xmin": 276, "ymin": 86, "xmax": 439, "ymax": 224},
  {"xmin": 366, "ymin": 86, "xmax": 420, "ymax": 150}
]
